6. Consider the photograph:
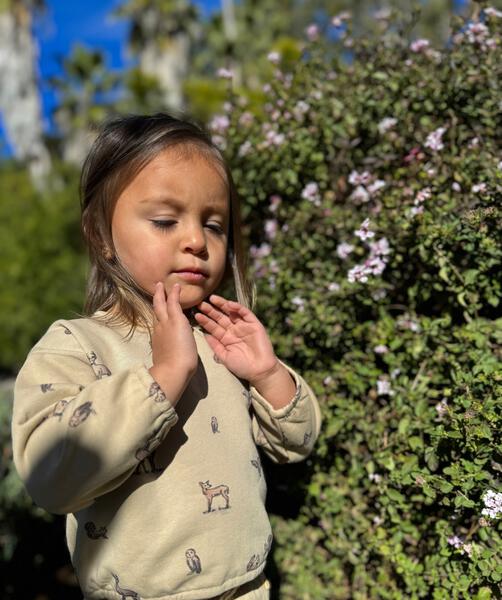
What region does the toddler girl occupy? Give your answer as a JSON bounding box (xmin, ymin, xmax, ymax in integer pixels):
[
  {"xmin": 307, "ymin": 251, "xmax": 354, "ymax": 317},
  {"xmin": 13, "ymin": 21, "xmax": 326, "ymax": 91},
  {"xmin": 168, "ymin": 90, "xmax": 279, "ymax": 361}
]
[{"xmin": 12, "ymin": 113, "xmax": 321, "ymax": 600}]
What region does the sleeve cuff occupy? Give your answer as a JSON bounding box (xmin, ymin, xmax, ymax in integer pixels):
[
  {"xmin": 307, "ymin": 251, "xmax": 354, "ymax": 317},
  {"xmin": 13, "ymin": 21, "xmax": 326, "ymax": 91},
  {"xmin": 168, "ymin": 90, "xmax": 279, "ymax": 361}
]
[{"xmin": 249, "ymin": 362, "xmax": 303, "ymax": 420}]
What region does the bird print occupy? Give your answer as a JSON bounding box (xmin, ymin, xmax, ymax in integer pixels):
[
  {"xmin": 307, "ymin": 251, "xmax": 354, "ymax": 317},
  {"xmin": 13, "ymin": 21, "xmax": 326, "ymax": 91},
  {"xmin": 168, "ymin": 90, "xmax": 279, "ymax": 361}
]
[
  {"xmin": 111, "ymin": 573, "xmax": 141, "ymax": 600},
  {"xmin": 185, "ymin": 548, "xmax": 202, "ymax": 574},
  {"xmin": 211, "ymin": 416, "xmax": 220, "ymax": 433}
]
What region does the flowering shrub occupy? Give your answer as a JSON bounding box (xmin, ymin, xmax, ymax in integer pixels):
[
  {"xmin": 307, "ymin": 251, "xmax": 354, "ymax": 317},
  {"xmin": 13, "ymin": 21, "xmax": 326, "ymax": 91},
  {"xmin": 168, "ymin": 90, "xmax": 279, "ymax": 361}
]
[{"xmin": 217, "ymin": 4, "xmax": 501, "ymax": 598}]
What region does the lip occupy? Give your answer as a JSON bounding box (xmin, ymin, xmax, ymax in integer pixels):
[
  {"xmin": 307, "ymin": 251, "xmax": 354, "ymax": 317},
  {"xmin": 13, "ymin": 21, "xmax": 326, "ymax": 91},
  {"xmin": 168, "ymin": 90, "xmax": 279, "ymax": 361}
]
[{"xmin": 173, "ymin": 268, "xmax": 209, "ymax": 282}]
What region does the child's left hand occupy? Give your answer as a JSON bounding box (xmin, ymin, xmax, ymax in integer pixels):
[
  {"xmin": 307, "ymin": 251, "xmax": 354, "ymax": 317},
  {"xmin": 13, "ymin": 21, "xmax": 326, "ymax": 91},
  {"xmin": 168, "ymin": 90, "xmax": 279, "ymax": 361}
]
[{"xmin": 194, "ymin": 295, "xmax": 279, "ymax": 386}]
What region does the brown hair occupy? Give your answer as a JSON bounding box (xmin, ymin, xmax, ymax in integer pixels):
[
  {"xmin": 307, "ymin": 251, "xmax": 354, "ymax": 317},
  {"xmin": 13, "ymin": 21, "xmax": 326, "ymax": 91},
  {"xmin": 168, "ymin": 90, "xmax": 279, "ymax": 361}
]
[{"xmin": 80, "ymin": 112, "xmax": 253, "ymax": 337}]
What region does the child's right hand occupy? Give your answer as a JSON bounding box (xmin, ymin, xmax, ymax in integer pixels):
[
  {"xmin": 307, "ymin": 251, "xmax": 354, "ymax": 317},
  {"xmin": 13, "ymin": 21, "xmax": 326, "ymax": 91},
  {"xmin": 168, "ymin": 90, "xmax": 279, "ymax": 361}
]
[{"xmin": 148, "ymin": 283, "xmax": 198, "ymax": 405}]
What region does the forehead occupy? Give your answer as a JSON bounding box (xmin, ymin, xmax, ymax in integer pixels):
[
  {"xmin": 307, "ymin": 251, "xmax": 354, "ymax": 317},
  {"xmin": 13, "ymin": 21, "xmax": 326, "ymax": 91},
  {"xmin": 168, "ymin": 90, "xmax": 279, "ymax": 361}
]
[{"xmin": 122, "ymin": 147, "xmax": 229, "ymax": 211}]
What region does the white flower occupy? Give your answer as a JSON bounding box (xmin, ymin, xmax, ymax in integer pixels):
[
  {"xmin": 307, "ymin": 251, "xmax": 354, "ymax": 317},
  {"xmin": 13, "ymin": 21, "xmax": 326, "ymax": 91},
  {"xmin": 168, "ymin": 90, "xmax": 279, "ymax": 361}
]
[
  {"xmin": 409, "ymin": 205, "xmax": 424, "ymax": 217},
  {"xmin": 269, "ymin": 195, "xmax": 281, "ymax": 212},
  {"xmin": 238, "ymin": 141, "xmax": 252, "ymax": 157},
  {"xmin": 472, "ymin": 182, "xmax": 488, "ymax": 194},
  {"xmin": 349, "ymin": 170, "xmax": 372, "ymax": 186},
  {"xmin": 374, "ymin": 344, "xmax": 388, "ymax": 354},
  {"xmin": 397, "ymin": 316, "xmax": 421, "ymax": 332},
  {"xmin": 331, "ymin": 11, "xmax": 351, "ymax": 27},
  {"xmin": 485, "ymin": 7, "xmax": 502, "ymax": 18},
  {"xmin": 354, "ymin": 218, "xmax": 375, "ymax": 241},
  {"xmin": 367, "ymin": 179, "xmax": 386, "ymax": 195},
  {"xmin": 293, "ymin": 100, "xmax": 310, "ymax": 121},
  {"xmin": 378, "ymin": 117, "xmax": 397, "ymax": 134},
  {"xmin": 377, "ymin": 379, "xmax": 394, "ymax": 396},
  {"xmin": 415, "ymin": 187, "xmax": 432, "ymax": 204},
  {"xmin": 452, "ymin": 182, "xmax": 461, "ymax": 192},
  {"xmin": 327, "ymin": 282, "xmax": 340, "ymax": 292},
  {"xmin": 391, "ymin": 368, "xmax": 401, "ymax": 379},
  {"xmin": 264, "ymin": 219, "xmax": 278, "ymax": 240},
  {"xmin": 410, "ymin": 38, "xmax": 430, "ymax": 53},
  {"xmin": 238, "ymin": 111, "xmax": 254, "ymax": 127},
  {"xmin": 348, "ymin": 264, "xmax": 370, "ymax": 283},
  {"xmin": 369, "ymin": 472, "xmax": 382, "ymax": 482},
  {"xmin": 435, "ymin": 398, "xmax": 448, "ymax": 418},
  {"xmin": 349, "ymin": 185, "xmax": 370, "ymax": 203},
  {"xmin": 264, "ymin": 130, "xmax": 285, "ymax": 146},
  {"xmin": 481, "ymin": 489, "xmax": 502, "ymax": 519},
  {"xmin": 211, "ymin": 134, "xmax": 227, "ymax": 150},
  {"xmin": 291, "ymin": 296, "xmax": 305, "ymax": 311},
  {"xmin": 337, "ymin": 242, "xmax": 354, "ymax": 259},
  {"xmin": 306, "ymin": 24, "xmax": 319, "ymax": 41},
  {"xmin": 217, "ymin": 67, "xmax": 233, "ymax": 79},
  {"xmin": 366, "ymin": 256, "xmax": 386, "ymax": 276},
  {"xmin": 301, "ymin": 182, "xmax": 321, "ymax": 204},
  {"xmin": 209, "ymin": 114, "xmax": 230, "ymax": 135},
  {"xmin": 267, "ymin": 51, "xmax": 281, "ymax": 64},
  {"xmin": 447, "ymin": 535, "xmax": 463, "ymax": 549},
  {"xmin": 466, "ymin": 22, "xmax": 489, "ymax": 45},
  {"xmin": 369, "ymin": 237, "xmax": 390, "ymax": 257},
  {"xmin": 498, "ymin": 160, "xmax": 502, "ymax": 171},
  {"xmin": 425, "ymin": 127, "xmax": 447, "ymax": 152},
  {"xmin": 373, "ymin": 515, "xmax": 384, "ymax": 526}
]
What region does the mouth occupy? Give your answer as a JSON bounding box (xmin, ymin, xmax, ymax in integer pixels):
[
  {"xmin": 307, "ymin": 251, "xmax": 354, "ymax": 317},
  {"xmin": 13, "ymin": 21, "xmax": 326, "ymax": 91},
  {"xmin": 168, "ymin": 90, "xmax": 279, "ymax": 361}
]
[{"xmin": 173, "ymin": 268, "xmax": 209, "ymax": 282}]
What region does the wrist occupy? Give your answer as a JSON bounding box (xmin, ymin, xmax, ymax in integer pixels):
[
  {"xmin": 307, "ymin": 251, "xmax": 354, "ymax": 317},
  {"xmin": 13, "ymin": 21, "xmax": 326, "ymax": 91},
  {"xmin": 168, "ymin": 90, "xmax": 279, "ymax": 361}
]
[
  {"xmin": 248, "ymin": 358, "xmax": 282, "ymax": 390},
  {"xmin": 250, "ymin": 360, "xmax": 297, "ymax": 410}
]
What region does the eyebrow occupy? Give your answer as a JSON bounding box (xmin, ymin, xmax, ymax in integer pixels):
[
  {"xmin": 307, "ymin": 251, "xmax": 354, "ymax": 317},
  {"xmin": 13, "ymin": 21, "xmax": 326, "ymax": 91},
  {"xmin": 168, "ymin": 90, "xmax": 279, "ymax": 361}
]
[{"xmin": 139, "ymin": 195, "xmax": 228, "ymax": 212}]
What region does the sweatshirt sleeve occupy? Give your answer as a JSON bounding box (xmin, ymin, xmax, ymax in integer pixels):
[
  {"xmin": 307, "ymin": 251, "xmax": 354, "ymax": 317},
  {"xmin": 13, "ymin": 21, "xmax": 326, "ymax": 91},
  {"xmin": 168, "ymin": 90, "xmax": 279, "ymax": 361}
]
[
  {"xmin": 250, "ymin": 362, "xmax": 322, "ymax": 464},
  {"xmin": 11, "ymin": 322, "xmax": 178, "ymax": 515}
]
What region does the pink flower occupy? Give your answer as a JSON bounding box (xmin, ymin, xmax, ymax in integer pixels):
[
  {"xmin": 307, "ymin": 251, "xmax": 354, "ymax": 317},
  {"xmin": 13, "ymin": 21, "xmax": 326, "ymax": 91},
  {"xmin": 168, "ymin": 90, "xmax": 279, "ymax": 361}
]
[
  {"xmin": 349, "ymin": 170, "xmax": 372, "ymax": 186},
  {"xmin": 264, "ymin": 219, "xmax": 278, "ymax": 240},
  {"xmin": 374, "ymin": 345, "xmax": 388, "ymax": 354},
  {"xmin": 238, "ymin": 141, "xmax": 252, "ymax": 157},
  {"xmin": 354, "ymin": 218, "xmax": 375, "ymax": 241},
  {"xmin": 301, "ymin": 182, "xmax": 321, "ymax": 204},
  {"xmin": 336, "ymin": 242, "xmax": 354, "ymax": 259},
  {"xmin": 424, "ymin": 127, "xmax": 447, "ymax": 152},
  {"xmin": 410, "ymin": 38, "xmax": 430, "ymax": 53},
  {"xmin": 306, "ymin": 24, "xmax": 319, "ymax": 41},
  {"xmin": 267, "ymin": 51, "xmax": 281, "ymax": 64},
  {"xmin": 209, "ymin": 114, "xmax": 230, "ymax": 135},
  {"xmin": 368, "ymin": 238, "xmax": 390, "ymax": 257},
  {"xmin": 269, "ymin": 195, "xmax": 281, "ymax": 212},
  {"xmin": 349, "ymin": 185, "xmax": 370, "ymax": 203},
  {"xmin": 217, "ymin": 67, "xmax": 233, "ymax": 79},
  {"xmin": 485, "ymin": 7, "xmax": 502, "ymax": 18}
]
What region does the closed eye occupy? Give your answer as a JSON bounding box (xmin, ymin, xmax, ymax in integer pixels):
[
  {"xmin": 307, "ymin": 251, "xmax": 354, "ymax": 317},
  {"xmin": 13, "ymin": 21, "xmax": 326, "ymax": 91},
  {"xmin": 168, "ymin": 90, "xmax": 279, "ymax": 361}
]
[
  {"xmin": 151, "ymin": 220, "xmax": 176, "ymax": 230},
  {"xmin": 151, "ymin": 219, "xmax": 225, "ymax": 235}
]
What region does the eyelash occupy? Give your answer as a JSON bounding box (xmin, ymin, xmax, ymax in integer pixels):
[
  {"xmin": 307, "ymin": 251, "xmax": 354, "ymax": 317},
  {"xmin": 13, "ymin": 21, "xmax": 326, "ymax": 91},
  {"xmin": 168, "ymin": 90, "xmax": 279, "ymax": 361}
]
[{"xmin": 150, "ymin": 220, "xmax": 225, "ymax": 235}]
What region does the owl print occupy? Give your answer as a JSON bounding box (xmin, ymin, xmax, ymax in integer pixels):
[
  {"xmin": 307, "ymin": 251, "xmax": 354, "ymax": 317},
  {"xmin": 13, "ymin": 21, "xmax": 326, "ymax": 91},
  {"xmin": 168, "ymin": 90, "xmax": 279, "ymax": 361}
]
[
  {"xmin": 185, "ymin": 548, "xmax": 202, "ymax": 574},
  {"xmin": 210, "ymin": 416, "xmax": 220, "ymax": 433}
]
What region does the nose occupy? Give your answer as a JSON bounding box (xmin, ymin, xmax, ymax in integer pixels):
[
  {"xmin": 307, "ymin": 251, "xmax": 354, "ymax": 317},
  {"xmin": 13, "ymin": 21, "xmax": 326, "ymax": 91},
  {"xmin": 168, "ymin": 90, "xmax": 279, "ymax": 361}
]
[{"xmin": 180, "ymin": 222, "xmax": 207, "ymax": 255}]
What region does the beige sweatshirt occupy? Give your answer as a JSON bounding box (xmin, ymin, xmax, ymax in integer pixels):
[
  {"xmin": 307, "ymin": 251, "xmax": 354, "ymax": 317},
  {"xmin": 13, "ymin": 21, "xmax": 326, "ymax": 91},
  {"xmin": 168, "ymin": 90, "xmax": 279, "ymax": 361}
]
[{"xmin": 12, "ymin": 312, "xmax": 321, "ymax": 600}]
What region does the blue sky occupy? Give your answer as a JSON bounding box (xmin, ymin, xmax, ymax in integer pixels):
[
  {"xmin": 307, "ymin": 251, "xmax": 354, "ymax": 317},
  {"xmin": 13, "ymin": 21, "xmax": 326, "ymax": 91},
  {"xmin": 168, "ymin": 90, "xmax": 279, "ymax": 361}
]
[
  {"xmin": 0, "ymin": 0, "xmax": 220, "ymax": 156},
  {"xmin": 0, "ymin": 0, "xmax": 470, "ymax": 157}
]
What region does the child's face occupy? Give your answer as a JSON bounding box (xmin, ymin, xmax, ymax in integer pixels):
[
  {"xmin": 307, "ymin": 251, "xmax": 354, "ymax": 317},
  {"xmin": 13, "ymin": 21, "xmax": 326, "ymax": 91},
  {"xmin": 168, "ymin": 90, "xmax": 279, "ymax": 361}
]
[{"xmin": 111, "ymin": 148, "xmax": 229, "ymax": 310}]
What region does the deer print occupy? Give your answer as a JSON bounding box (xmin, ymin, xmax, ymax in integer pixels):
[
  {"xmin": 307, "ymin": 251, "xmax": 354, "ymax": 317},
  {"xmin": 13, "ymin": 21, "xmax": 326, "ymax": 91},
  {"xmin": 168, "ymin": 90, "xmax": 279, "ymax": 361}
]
[
  {"xmin": 87, "ymin": 351, "xmax": 111, "ymax": 379},
  {"xmin": 199, "ymin": 480, "xmax": 230, "ymax": 513},
  {"xmin": 84, "ymin": 521, "xmax": 108, "ymax": 539},
  {"xmin": 69, "ymin": 402, "xmax": 96, "ymax": 427},
  {"xmin": 40, "ymin": 383, "xmax": 54, "ymax": 393},
  {"xmin": 210, "ymin": 416, "xmax": 220, "ymax": 433},
  {"xmin": 111, "ymin": 573, "xmax": 141, "ymax": 600},
  {"xmin": 185, "ymin": 548, "xmax": 202, "ymax": 574},
  {"xmin": 148, "ymin": 382, "xmax": 166, "ymax": 403}
]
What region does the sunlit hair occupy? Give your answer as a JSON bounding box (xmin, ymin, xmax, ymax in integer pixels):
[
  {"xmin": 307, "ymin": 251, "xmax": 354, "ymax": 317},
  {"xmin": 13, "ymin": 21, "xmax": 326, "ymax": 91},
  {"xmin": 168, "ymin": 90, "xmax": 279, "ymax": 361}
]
[{"xmin": 80, "ymin": 112, "xmax": 254, "ymax": 338}]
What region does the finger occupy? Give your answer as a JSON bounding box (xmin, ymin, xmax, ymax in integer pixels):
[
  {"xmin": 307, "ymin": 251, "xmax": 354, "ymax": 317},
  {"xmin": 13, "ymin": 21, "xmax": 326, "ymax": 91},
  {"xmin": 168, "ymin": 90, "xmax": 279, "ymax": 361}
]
[
  {"xmin": 203, "ymin": 332, "xmax": 226, "ymax": 360},
  {"xmin": 208, "ymin": 295, "xmax": 256, "ymax": 323},
  {"xmin": 167, "ymin": 283, "xmax": 182, "ymax": 319},
  {"xmin": 197, "ymin": 300, "xmax": 233, "ymax": 328},
  {"xmin": 194, "ymin": 311, "xmax": 227, "ymax": 340},
  {"xmin": 152, "ymin": 282, "xmax": 167, "ymax": 322}
]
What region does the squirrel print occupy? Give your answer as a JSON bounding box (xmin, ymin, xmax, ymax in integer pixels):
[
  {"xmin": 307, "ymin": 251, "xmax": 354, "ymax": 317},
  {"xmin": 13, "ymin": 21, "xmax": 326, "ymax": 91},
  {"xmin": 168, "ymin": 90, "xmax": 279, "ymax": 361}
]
[
  {"xmin": 199, "ymin": 480, "xmax": 230, "ymax": 513},
  {"xmin": 69, "ymin": 401, "xmax": 96, "ymax": 427},
  {"xmin": 84, "ymin": 521, "xmax": 108, "ymax": 539},
  {"xmin": 185, "ymin": 548, "xmax": 202, "ymax": 574},
  {"xmin": 246, "ymin": 534, "xmax": 273, "ymax": 572},
  {"xmin": 87, "ymin": 351, "xmax": 111, "ymax": 379},
  {"xmin": 210, "ymin": 416, "xmax": 220, "ymax": 433},
  {"xmin": 148, "ymin": 382, "xmax": 166, "ymax": 403},
  {"xmin": 111, "ymin": 573, "xmax": 140, "ymax": 600},
  {"xmin": 62, "ymin": 325, "xmax": 72, "ymax": 335}
]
